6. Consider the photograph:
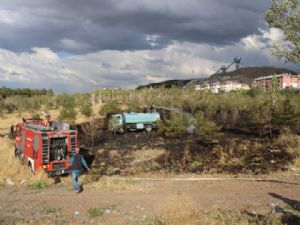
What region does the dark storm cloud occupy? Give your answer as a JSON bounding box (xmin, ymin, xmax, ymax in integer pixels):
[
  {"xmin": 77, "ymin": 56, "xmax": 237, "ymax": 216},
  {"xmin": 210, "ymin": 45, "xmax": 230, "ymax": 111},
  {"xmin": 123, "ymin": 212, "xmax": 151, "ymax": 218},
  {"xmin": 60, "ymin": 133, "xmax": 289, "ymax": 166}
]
[{"xmin": 0, "ymin": 0, "xmax": 270, "ymax": 53}]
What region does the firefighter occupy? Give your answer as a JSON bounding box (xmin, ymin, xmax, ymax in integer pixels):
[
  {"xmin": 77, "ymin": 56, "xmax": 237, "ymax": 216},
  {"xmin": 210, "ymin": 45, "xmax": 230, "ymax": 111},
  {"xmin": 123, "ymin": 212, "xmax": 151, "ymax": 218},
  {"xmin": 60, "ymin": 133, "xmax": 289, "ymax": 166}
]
[{"xmin": 69, "ymin": 148, "xmax": 90, "ymax": 193}]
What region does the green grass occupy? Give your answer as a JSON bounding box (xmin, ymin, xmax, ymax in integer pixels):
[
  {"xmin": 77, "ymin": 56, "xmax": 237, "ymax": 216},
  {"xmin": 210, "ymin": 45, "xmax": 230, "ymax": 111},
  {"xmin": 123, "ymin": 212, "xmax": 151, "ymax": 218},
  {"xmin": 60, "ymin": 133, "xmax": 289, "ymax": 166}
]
[
  {"xmin": 87, "ymin": 204, "xmax": 119, "ymax": 218},
  {"xmin": 56, "ymin": 220, "xmax": 66, "ymax": 225},
  {"xmin": 30, "ymin": 181, "xmax": 47, "ymax": 190},
  {"xmin": 87, "ymin": 207, "xmax": 105, "ymax": 217},
  {"xmin": 283, "ymin": 204, "xmax": 296, "ymax": 211},
  {"xmin": 43, "ymin": 207, "xmax": 58, "ymax": 214},
  {"xmin": 135, "ymin": 216, "xmax": 158, "ymax": 225},
  {"xmin": 126, "ymin": 178, "xmax": 139, "ymax": 185}
]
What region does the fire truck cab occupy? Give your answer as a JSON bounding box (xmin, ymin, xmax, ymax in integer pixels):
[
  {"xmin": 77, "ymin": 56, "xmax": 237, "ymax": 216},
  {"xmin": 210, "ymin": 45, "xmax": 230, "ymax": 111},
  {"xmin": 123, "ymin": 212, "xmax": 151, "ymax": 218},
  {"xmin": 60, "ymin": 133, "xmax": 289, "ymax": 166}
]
[{"xmin": 14, "ymin": 117, "xmax": 78, "ymax": 176}]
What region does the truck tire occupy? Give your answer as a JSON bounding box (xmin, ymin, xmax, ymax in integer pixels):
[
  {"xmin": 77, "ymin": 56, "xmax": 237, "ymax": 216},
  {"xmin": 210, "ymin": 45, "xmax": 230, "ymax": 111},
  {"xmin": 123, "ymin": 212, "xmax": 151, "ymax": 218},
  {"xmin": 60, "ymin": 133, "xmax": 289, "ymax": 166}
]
[
  {"xmin": 16, "ymin": 150, "xmax": 25, "ymax": 164},
  {"xmin": 14, "ymin": 148, "xmax": 18, "ymax": 158},
  {"xmin": 19, "ymin": 154, "xmax": 25, "ymax": 164},
  {"xmin": 145, "ymin": 125, "xmax": 152, "ymax": 132}
]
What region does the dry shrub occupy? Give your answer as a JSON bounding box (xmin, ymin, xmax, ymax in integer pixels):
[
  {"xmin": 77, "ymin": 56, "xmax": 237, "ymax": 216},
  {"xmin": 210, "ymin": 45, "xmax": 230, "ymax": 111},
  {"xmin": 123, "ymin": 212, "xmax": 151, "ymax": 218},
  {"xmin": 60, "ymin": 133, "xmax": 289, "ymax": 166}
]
[
  {"xmin": 0, "ymin": 137, "xmax": 52, "ymax": 186},
  {"xmin": 273, "ymin": 133, "xmax": 300, "ymax": 156},
  {"xmin": 132, "ymin": 149, "xmax": 165, "ymax": 163},
  {"xmin": 273, "ymin": 130, "xmax": 300, "ymax": 168},
  {"xmin": 182, "ymin": 144, "xmax": 192, "ymax": 169},
  {"xmin": 87, "ymin": 177, "xmax": 153, "ymax": 193},
  {"xmin": 199, "ymin": 209, "xmax": 282, "ymax": 225},
  {"xmin": 0, "ymin": 112, "xmax": 55, "ymax": 186},
  {"xmin": 156, "ymin": 196, "xmax": 201, "ymax": 225},
  {"xmin": 156, "ymin": 197, "xmax": 282, "ymax": 225},
  {"xmin": 0, "ymin": 137, "xmax": 32, "ymax": 181}
]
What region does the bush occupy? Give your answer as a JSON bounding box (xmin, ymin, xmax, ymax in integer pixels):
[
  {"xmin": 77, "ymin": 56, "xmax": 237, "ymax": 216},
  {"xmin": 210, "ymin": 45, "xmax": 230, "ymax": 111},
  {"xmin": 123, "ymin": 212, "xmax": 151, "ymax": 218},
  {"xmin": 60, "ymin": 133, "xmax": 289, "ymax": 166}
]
[
  {"xmin": 195, "ymin": 112, "xmax": 221, "ymax": 141},
  {"xmin": 247, "ymin": 86, "xmax": 264, "ymax": 97},
  {"xmin": 32, "ymin": 114, "xmax": 41, "ymax": 120},
  {"xmin": 159, "ymin": 113, "xmax": 189, "ymax": 138},
  {"xmin": 273, "ymin": 99, "xmax": 299, "ymax": 131},
  {"xmin": 273, "ymin": 130, "xmax": 300, "ymax": 158},
  {"xmin": 127, "ymin": 102, "xmax": 140, "ymax": 112},
  {"xmin": 4, "ymin": 103, "xmax": 16, "ymax": 113},
  {"xmin": 80, "ymin": 101, "xmax": 93, "ymax": 118},
  {"xmin": 31, "ymin": 181, "xmax": 47, "ymax": 190}
]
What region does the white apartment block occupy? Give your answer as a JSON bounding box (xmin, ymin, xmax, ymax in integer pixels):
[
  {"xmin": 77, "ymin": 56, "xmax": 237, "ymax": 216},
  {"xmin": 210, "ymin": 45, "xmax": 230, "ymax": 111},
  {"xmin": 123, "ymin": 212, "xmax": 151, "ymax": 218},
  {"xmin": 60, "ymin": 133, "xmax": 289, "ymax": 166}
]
[{"xmin": 195, "ymin": 81, "xmax": 250, "ymax": 93}]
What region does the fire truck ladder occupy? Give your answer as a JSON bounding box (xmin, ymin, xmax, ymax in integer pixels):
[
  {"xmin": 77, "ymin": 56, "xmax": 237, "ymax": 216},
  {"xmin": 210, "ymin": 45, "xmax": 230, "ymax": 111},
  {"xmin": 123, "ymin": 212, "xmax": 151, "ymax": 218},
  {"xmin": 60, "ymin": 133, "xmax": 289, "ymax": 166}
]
[{"xmin": 42, "ymin": 134, "xmax": 49, "ymax": 164}]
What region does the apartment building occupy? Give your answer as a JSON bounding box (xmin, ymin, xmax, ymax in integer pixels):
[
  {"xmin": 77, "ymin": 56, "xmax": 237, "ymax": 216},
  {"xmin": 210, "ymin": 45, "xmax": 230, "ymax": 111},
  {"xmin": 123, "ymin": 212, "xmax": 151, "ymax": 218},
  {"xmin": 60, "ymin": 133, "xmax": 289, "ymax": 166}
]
[{"xmin": 253, "ymin": 74, "xmax": 298, "ymax": 90}]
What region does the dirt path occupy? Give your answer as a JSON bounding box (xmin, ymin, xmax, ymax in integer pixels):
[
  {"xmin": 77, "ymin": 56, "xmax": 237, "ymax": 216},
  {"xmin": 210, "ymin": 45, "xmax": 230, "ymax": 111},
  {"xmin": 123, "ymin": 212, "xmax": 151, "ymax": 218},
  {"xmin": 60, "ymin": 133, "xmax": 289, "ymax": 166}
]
[{"xmin": 1, "ymin": 175, "xmax": 300, "ymax": 225}]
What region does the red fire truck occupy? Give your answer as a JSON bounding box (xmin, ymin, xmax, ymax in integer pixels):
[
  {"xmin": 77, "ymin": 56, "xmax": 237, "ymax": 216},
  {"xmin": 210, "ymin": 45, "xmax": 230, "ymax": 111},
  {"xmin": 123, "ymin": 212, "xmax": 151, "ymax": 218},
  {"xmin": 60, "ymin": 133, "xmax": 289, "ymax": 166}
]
[{"xmin": 14, "ymin": 115, "xmax": 78, "ymax": 176}]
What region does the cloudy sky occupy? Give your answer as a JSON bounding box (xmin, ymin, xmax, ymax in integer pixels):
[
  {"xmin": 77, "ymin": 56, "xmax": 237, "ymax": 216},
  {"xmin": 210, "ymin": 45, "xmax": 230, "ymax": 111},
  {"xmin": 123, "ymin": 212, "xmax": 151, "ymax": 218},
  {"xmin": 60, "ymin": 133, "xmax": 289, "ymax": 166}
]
[{"xmin": 0, "ymin": 0, "xmax": 299, "ymax": 92}]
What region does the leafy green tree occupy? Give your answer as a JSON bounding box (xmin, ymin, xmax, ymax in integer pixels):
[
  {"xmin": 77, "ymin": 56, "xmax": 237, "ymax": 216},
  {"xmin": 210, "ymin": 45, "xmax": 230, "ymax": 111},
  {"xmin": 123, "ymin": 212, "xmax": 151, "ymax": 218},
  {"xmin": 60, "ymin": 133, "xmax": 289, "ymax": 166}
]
[
  {"xmin": 127, "ymin": 102, "xmax": 140, "ymax": 112},
  {"xmin": 265, "ymin": 0, "xmax": 300, "ymax": 63},
  {"xmin": 78, "ymin": 94, "xmax": 93, "ymax": 118},
  {"xmin": 80, "ymin": 101, "xmax": 93, "ymax": 118},
  {"xmin": 99, "ymin": 100, "xmax": 122, "ymax": 115},
  {"xmin": 58, "ymin": 94, "xmax": 77, "ymax": 123}
]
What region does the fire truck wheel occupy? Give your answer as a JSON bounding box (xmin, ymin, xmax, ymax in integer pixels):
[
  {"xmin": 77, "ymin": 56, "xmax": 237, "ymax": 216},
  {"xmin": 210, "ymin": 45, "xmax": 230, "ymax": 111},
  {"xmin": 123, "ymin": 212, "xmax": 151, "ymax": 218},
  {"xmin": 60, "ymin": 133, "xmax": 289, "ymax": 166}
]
[
  {"xmin": 28, "ymin": 163, "xmax": 34, "ymax": 175},
  {"xmin": 18, "ymin": 153, "xmax": 25, "ymax": 164}
]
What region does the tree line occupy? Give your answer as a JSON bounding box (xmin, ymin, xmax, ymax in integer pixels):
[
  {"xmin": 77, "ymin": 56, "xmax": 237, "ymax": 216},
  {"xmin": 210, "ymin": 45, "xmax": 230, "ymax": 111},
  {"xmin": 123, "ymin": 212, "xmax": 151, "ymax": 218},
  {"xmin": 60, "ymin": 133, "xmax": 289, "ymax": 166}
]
[{"xmin": 0, "ymin": 87, "xmax": 53, "ymax": 98}]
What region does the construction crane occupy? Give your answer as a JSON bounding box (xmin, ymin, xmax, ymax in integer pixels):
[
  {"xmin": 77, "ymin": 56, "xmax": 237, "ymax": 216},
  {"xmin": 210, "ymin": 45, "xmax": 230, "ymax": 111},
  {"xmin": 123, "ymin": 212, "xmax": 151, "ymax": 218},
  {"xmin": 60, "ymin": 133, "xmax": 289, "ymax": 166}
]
[
  {"xmin": 208, "ymin": 56, "xmax": 242, "ymax": 93},
  {"xmin": 215, "ymin": 57, "xmax": 242, "ymax": 74}
]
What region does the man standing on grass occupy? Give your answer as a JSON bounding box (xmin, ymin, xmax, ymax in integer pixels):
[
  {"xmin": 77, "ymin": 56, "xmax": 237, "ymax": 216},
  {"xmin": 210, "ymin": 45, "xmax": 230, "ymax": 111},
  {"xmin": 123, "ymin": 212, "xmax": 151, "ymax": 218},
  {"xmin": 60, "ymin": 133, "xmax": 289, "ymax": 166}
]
[{"xmin": 69, "ymin": 148, "xmax": 89, "ymax": 193}]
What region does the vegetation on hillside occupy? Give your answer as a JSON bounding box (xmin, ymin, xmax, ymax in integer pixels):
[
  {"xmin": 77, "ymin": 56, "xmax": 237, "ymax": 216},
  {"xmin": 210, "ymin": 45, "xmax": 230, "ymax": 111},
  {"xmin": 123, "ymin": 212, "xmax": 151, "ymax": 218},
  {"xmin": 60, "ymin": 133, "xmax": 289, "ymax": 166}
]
[
  {"xmin": 2, "ymin": 87, "xmax": 300, "ymax": 135},
  {"xmin": 1, "ymin": 86, "xmax": 300, "ymax": 173}
]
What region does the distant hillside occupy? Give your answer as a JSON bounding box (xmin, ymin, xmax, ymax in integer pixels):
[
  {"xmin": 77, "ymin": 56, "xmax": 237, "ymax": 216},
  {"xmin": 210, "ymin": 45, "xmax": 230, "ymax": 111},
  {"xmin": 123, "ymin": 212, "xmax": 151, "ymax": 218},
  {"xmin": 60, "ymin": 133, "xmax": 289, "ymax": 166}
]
[
  {"xmin": 137, "ymin": 79, "xmax": 192, "ymax": 89},
  {"xmin": 137, "ymin": 67, "xmax": 297, "ymax": 89},
  {"xmin": 209, "ymin": 67, "xmax": 297, "ymax": 84}
]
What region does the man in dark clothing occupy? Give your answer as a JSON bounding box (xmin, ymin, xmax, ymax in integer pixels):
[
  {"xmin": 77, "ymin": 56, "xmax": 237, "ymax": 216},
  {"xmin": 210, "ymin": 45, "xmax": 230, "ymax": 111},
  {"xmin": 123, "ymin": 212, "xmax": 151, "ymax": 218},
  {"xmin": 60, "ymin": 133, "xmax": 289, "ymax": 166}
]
[{"xmin": 69, "ymin": 148, "xmax": 89, "ymax": 193}]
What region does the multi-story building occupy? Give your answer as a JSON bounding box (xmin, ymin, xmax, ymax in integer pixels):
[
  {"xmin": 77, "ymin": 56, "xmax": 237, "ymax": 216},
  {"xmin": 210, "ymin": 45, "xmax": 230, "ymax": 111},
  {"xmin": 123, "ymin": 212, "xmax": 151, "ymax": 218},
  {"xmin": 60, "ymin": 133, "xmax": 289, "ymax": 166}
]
[
  {"xmin": 195, "ymin": 83, "xmax": 210, "ymax": 91},
  {"xmin": 195, "ymin": 81, "xmax": 250, "ymax": 93},
  {"xmin": 253, "ymin": 74, "xmax": 298, "ymax": 90},
  {"xmin": 220, "ymin": 81, "xmax": 250, "ymax": 92}
]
